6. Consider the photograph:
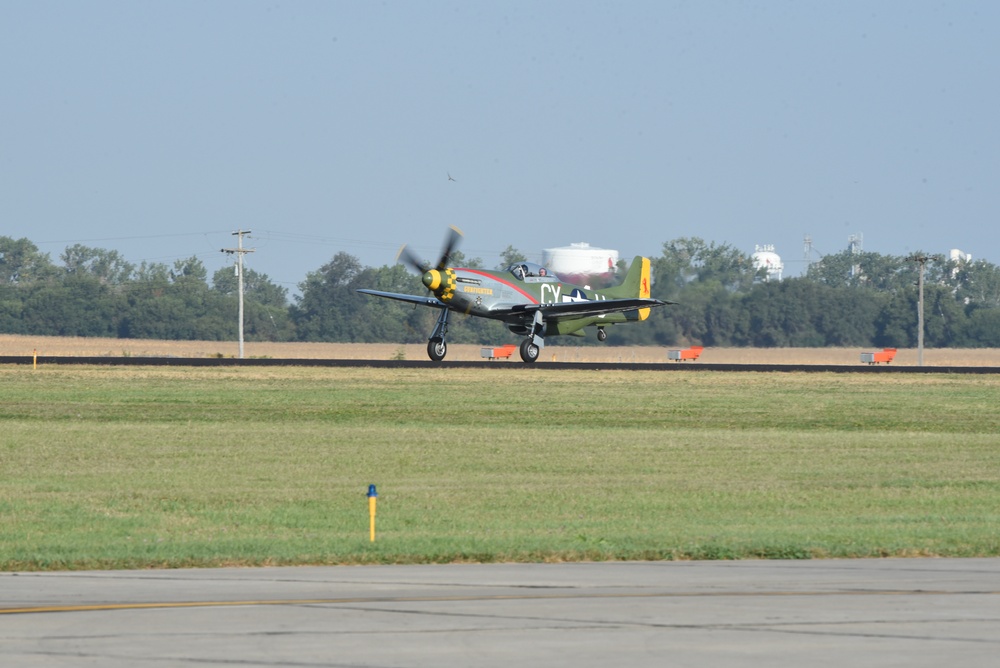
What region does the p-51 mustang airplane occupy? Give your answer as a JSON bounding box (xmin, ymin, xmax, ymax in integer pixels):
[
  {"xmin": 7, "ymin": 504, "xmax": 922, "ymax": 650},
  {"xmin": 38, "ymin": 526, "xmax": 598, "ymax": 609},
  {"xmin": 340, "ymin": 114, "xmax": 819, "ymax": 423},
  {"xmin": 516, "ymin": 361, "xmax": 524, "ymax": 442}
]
[{"xmin": 357, "ymin": 227, "xmax": 671, "ymax": 363}]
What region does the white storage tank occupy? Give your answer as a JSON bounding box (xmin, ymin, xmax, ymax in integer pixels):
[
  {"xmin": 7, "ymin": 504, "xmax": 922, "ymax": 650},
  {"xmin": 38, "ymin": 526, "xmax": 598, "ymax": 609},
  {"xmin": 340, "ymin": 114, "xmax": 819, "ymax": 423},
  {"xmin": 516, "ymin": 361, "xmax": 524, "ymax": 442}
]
[
  {"xmin": 950, "ymin": 249, "xmax": 972, "ymax": 263},
  {"xmin": 752, "ymin": 244, "xmax": 783, "ymax": 282},
  {"xmin": 542, "ymin": 243, "xmax": 619, "ymax": 287}
]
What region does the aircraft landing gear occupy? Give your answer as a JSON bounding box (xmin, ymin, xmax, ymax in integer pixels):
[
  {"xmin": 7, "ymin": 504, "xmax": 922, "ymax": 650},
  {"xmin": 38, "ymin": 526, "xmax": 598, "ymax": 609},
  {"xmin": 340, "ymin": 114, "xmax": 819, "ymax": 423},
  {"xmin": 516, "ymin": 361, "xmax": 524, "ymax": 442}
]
[
  {"xmin": 427, "ymin": 339, "xmax": 447, "ymax": 362},
  {"xmin": 519, "ymin": 338, "xmax": 540, "ymax": 363},
  {"xmin": 426, "ymin": 308, "xmax": 451, "ymax": 362},
  {"xmin": 597, "ymin": 327, "xmax": 607, "ymax": 342},
  {"xmin": 518, "ymin": 310, "xmax": 544, "ymax": 363}
]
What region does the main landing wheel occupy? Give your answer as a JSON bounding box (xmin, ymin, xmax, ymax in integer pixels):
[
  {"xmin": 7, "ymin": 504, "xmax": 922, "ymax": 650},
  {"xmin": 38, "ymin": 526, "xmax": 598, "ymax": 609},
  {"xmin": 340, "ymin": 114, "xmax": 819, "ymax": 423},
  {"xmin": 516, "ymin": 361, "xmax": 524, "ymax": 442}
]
[
  {"xmin": 427, "ymin": 339, "xmax": 447, "ymax": 362},
  {"xmin": 597, "ymin": 327, "xmax": 607, "ymax": 342},
  {"xmin": 519, "ymin": 339, "xmax": 540, "ymax": 363}
]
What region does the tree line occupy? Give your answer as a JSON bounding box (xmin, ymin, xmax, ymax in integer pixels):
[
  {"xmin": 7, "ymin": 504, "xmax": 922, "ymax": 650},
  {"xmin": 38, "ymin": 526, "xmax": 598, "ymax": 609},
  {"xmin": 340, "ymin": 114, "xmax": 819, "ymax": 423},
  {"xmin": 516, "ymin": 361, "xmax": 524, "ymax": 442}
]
[{"xmin": 3, "ymin": 235, "xmax": 1000, "ymax": 348}]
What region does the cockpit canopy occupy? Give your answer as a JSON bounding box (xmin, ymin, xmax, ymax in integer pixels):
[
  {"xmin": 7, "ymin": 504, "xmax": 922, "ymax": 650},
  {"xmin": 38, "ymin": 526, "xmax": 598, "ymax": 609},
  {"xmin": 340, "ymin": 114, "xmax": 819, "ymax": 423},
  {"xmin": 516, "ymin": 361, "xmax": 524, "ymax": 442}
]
[{"xmin": 507, "ymin": 262, "xmax": 552, "ymax": 280}]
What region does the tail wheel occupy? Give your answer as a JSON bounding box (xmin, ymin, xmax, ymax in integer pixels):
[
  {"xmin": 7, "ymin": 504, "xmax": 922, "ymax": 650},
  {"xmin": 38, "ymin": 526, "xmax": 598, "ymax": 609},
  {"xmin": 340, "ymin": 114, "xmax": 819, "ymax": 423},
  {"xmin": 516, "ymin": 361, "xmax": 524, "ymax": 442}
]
[
  {"xmin": 427, "ymin": 339, "xmax": 447, "ymax": 362},
  {"xmin": 519, "ymin": 339, "xmax": 540, "ymax": 363}
]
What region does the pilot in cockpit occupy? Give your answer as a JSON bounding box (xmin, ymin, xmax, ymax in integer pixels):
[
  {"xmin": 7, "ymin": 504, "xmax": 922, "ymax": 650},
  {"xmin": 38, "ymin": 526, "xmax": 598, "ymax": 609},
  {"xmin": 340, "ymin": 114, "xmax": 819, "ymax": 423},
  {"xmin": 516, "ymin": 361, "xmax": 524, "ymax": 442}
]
[{"xmin": 511, "ymin": 263, "xmax": 552, "ymax": 280}]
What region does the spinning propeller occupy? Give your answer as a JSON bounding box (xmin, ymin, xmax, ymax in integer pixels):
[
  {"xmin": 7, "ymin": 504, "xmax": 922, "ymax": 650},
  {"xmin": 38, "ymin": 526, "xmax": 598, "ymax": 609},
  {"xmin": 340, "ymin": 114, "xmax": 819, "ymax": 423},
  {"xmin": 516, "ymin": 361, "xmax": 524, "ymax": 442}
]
[{"xmin": 396, "ymin": 226, "xmax": 463, "ymax": 296}]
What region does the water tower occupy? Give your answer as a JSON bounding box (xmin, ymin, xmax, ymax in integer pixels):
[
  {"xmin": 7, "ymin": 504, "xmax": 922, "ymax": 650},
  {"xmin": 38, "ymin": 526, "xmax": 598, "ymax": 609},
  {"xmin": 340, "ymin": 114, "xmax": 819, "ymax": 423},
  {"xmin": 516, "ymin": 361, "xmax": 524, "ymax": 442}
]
[
  {"xmin": 752, "ymin": 244, "xmax": 783, "ymax": 282},
  {"xmin": 542, "ymin": 242, "xmax": 619, "ymax": 288},
  {"xmin": 949, "ymin": 248, "xmax": 972, "ymax": 263}
]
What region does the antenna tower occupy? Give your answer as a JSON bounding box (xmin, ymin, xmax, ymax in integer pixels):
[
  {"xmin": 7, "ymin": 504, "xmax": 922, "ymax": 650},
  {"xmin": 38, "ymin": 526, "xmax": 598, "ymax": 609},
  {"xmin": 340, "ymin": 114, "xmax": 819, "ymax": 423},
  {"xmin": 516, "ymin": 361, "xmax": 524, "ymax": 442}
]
[
  {"xmin": 803, "ymin": 235, "xmax": 824, "ymax": 270},
  {"xmin": 848, "ymin": 233, "xmax": 863, "ymax": 278}
]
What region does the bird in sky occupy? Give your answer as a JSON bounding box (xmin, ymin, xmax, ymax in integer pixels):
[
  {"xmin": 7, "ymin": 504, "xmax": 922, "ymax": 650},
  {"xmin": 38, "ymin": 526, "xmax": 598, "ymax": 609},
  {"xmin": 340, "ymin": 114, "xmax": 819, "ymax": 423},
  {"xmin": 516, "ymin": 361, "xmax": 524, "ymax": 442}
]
[{"xmin": 447, "ymin": 172, "xmax": 456, "ymax": 182}]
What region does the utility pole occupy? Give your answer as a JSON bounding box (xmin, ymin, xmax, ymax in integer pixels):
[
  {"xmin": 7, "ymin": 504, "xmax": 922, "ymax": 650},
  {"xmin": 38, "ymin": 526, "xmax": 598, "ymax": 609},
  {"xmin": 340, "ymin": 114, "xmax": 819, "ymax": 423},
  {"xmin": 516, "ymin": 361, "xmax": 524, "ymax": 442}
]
[
  {"xmin": 908, "ymin": 254, "xmax": 929, "ymax": 366},
  {"xmin": 221, "ymin": 229, "xmax": 255, "ymax": 359}
]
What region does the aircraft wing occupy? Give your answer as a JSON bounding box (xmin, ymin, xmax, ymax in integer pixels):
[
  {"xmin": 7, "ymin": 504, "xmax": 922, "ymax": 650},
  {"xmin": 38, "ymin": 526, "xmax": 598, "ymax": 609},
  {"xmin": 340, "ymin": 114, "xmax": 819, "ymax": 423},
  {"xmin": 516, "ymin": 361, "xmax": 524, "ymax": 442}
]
[
  {"xmin": 356, "ymin": 289, "xmax": 448, "ymax": 309},
  {"xmin": 506, "ymin": 297, "xmax": 670, "ymax": 320}
]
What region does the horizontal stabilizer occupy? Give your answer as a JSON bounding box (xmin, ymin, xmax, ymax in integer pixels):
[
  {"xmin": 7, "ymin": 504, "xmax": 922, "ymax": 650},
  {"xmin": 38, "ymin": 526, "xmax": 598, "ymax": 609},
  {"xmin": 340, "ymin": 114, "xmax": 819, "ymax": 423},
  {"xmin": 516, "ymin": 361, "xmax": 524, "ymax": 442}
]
[{"xmin": 511, "ymin": 297, "xmax": 669, "ymax": 320}]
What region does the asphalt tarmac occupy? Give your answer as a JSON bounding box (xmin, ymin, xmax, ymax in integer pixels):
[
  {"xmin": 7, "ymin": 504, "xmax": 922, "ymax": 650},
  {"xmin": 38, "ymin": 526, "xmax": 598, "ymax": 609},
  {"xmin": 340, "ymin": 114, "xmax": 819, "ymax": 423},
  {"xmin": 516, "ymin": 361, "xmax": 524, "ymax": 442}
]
[{"xmin": 2, "ymin": 559, "xmax": 999, "ymax": 667}]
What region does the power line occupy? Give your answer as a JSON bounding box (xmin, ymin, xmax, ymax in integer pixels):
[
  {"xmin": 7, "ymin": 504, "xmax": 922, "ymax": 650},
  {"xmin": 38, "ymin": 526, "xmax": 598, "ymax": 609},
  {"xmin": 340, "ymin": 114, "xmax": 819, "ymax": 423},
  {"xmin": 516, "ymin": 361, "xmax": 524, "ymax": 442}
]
[{"xmin": 35, "ymin": 231, "xmax": 233, "ymax": 245}]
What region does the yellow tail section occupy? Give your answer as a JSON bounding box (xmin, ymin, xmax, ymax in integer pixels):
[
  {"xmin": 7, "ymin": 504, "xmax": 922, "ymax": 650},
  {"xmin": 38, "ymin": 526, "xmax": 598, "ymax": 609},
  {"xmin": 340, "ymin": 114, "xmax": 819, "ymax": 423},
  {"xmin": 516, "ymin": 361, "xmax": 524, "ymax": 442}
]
[
  {"xmin": 637, "ymin": 257, "xmax": 651, "ymax": 320},
  {"xmin": 602, "ymin": 256, "xmax": 653, "ymax": 320}
]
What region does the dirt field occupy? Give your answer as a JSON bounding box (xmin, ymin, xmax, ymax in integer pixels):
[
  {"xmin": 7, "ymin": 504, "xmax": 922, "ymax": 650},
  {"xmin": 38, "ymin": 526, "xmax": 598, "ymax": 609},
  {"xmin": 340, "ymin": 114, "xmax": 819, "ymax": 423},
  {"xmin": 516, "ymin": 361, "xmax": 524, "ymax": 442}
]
[{"xmin": 2, "ymin": 334, "xmax": 998, "ymax": 366}]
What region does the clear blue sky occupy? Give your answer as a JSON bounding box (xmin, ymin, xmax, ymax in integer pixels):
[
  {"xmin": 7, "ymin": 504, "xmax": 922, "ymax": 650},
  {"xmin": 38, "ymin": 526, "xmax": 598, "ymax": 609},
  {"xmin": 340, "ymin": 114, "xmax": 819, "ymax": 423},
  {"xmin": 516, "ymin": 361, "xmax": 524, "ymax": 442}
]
[{"xmin": 3, "ymin": 1, "xmax": 998, "ymax": 294}]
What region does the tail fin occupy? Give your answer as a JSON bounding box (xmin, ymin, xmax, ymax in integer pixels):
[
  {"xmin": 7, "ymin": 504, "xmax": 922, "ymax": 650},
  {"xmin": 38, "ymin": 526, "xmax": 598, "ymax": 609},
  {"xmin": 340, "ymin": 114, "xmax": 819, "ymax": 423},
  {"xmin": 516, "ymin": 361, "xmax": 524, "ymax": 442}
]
[{"xmin": 603, "ymin": 256, "xmax": 653, "ymax": 320}]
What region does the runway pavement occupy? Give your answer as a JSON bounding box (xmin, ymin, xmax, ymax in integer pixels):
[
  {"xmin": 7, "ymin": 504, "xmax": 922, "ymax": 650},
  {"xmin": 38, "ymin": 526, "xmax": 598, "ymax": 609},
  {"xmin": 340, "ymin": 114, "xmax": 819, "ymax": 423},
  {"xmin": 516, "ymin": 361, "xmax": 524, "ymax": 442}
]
[{"xmin": 2, "ymin": 558, "xmax": 999, "ymax": 667}]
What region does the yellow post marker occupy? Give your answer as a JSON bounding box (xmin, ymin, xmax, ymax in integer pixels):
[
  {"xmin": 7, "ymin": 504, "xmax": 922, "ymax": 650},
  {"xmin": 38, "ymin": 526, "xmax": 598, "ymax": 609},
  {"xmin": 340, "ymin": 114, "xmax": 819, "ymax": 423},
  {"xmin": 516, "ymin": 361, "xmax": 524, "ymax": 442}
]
[
  {"xmin": 33, "ymin": 349, "xmax": 37, "ymax": 371},
  {"xmin": 367, "ymin": 484, "xmax": 378, "ymax": 542}
]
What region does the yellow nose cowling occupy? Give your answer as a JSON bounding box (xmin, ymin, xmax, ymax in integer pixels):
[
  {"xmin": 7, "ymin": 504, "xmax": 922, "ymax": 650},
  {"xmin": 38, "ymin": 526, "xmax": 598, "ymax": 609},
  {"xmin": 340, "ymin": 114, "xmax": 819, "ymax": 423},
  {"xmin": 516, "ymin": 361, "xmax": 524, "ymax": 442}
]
[
  {"xmin": 422, "ymin": 268, "xmax": 456, "ymax": 301},
  {"xmin": 423, "ymin": 270, "xmax": 441, "ymax": 291}
]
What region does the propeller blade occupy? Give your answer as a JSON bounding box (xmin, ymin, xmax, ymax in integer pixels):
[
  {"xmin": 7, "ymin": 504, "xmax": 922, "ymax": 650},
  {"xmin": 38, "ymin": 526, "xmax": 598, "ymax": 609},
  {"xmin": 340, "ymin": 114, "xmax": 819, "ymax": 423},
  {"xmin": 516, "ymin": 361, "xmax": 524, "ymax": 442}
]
[
  {"xmin": 396, "ymin": 244, "xmax": 428, "ymax": 273},
  {"xmin": 435, "ymin": 225, "xmax": 464, "ymax": 271}
]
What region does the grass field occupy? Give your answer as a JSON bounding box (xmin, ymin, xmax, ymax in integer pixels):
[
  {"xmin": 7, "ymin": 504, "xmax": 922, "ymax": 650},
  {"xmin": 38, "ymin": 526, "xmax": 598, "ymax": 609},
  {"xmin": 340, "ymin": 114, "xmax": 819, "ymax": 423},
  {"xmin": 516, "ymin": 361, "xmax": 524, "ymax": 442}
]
[{"xmin": 2, "ymin": 363, "xmax": 1000, "ymax": 570}]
